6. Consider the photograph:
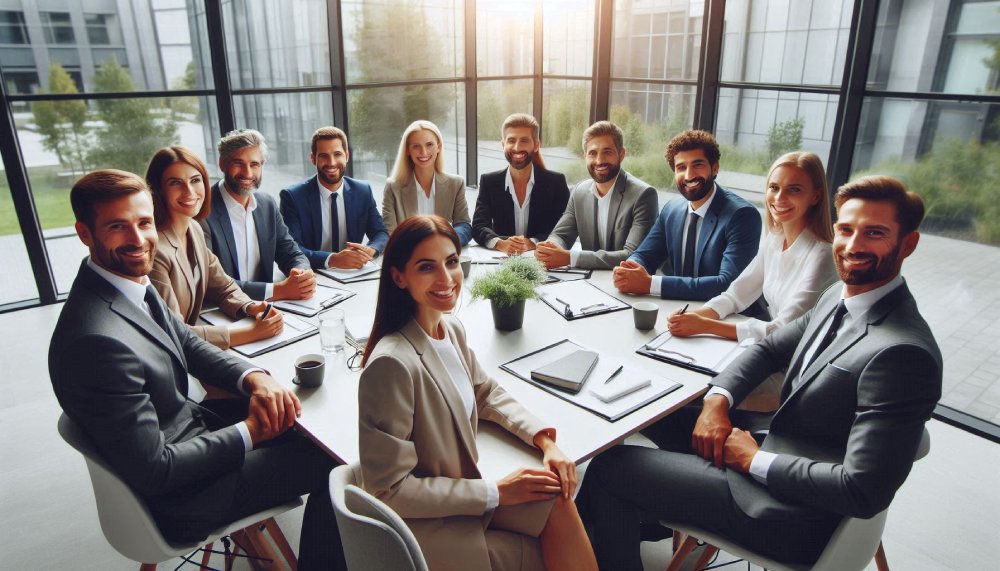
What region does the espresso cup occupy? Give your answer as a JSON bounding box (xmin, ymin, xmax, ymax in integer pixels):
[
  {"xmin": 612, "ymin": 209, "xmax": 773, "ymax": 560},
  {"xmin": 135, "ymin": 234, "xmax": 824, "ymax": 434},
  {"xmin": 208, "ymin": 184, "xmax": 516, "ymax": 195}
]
[
  {"xmin": 459, "ymin": 255, "xmax": 472, "ymax": 278},
  {"xmin": 632, "ymin": 301, "xmax": 659, "ymax": 330},
  {"xmin": 293, "ymin": 353, "xmax": 326, "ymax": 388}
]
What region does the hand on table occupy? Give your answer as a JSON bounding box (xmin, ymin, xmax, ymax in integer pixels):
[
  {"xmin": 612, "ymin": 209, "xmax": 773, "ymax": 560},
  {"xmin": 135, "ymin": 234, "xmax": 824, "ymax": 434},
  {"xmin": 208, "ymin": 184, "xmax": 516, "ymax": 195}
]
[
  {"xmin": 535, "ymin": 241, "xmax": 571, "ymax": 269},
  {"xmin": 667, "ymin": 310, "xmax": 711, "ymax": 337},
  {"xmin": 692, "ymin": 394, "xmax": 733, "ymax": 468},
  {"xmin": 329, "ymin": 243, "xmax": 373, "ymax": 269},
  {"xmin": 612, "ymin": 260, "xmax": 652, "ymax": 294},
  {"xmin": 272, "ymin": 267, "xmax": 316, "ymax": 300}
]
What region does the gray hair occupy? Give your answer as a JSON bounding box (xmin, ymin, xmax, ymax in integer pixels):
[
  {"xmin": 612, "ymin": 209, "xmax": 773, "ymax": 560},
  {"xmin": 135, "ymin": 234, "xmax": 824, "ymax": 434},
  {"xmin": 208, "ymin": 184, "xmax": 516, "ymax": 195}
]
[{"xmin": 217, "ymin": 129, "xmax": 269, "ymax": 164}]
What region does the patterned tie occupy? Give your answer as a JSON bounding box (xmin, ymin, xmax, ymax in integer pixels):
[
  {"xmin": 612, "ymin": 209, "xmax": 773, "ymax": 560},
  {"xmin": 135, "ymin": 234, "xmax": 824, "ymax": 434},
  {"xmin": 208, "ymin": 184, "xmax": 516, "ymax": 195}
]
[
  {"xmin": 682, "ymin": 212, "xmax": 699, "ymax": 277},
  {"xmin": 331, "ymin": 193, "xmax": 341, "ymax": 252}
]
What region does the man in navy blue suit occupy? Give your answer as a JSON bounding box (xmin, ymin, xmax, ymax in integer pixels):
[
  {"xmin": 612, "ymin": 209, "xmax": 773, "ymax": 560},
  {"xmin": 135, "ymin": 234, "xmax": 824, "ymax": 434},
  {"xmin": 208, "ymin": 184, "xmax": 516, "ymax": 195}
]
[
  {"xmin": 613, "ymin": 130, "xmax": 760, "ymax": 301},
  {"xmin": 280, "ymin": 127, "xmax": 389, "ymax": 270}
]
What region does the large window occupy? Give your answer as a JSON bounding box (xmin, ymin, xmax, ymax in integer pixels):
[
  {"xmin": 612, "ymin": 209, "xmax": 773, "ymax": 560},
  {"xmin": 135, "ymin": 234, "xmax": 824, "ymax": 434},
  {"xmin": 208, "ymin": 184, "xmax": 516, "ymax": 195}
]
[
  {"xmin": 0, "ymin": 168, "xmax": 38, "ymax": 306},
  {"xmin": 0, "ymin": 10, "xmax": 28, "ymax": 45}
]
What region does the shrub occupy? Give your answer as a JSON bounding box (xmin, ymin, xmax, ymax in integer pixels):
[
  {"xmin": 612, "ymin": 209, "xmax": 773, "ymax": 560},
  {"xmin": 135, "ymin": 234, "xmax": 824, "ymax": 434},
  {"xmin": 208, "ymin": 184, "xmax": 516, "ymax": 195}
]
[{"xmin": 469, "ymin": 257, "xmax": 547, "ymax": 308}]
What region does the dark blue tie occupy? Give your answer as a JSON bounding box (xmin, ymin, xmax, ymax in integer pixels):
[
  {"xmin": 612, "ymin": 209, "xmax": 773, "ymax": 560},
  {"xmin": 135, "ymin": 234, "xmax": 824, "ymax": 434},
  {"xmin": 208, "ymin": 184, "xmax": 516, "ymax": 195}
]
[
  {"xmin": 682, "ymin": 212, "xmax": 699, "ymax": 277},
  {"xmin": 331, "ymin": 193, "xmax": 341, "ymax": 252}
]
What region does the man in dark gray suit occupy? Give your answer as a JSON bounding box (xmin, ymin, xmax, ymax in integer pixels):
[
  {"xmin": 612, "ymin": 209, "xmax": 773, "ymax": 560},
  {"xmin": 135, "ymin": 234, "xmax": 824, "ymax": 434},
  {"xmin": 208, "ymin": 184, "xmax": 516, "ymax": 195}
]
[
  {"xmin": 577, "ymin": 176, "xmax": 942, "ymax": 568},
  {"xmin": 49, "ymin": 170, "xmax": 344, "ymax": 570},
  {"xmin": 536, "ymin": 121, "xmax": 658, "ymax": 270},
  {"xmin": 202, "ymin": 128, "xmax": 316, "ymax": 301}
]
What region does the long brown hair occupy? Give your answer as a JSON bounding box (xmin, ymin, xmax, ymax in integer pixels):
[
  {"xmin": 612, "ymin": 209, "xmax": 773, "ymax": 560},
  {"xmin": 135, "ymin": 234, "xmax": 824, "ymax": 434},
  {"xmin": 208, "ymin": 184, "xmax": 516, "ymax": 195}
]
[
  {"xmin": 361, "ymin": 215, "xmax": 461, "ymax": 366},
  {"xmin": 145, "ymin": 146, "xmax": 212, "ymax": 228}
]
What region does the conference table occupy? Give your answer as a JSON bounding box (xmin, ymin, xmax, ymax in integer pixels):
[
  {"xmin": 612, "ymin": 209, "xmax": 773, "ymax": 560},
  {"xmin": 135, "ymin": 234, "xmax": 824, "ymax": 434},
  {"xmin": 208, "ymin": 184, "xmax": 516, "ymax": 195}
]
[{"xmin": 247, "ymin": 249, "xmax": 721, "ymax": 481}]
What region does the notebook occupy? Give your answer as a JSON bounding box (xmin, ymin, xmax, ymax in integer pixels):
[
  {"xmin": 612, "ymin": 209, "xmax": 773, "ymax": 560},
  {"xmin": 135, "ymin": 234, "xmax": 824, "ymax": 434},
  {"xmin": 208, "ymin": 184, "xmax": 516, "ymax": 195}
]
[
  {"xmin": 271, "ymin": 284, "xmax": 355, "ymax": 317},
  {"xmin": 530, "ymin": 349, "xmax": 599, "ymax": 394}
]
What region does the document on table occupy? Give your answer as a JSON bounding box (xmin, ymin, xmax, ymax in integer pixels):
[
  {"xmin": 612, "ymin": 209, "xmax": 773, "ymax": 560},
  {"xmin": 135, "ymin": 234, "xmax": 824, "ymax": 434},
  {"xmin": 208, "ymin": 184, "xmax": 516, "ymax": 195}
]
[
  {"xmin": 317, "ymin": 260, "xmax": 381, "ymax": 283},
  {"xmin": 637, "ymin": 331, "xmax": 752, "ymax": 376},
  {"xmin": 463, "ymin": 246, "xmax": 536, "ymax": 264},
  {"xmin": 501, "ymin": 339, "xmax": 682, "ymax": 422},
  {"xmin": 200, "ymin": 309, "xmax": 318, "ymax": 357},
  {"xmin": 271, "ymin": 283, "xmax": 356, "ymax": 317},
  {"xmin": 536, "ymin": 279, "xmax": 630, "ymax": 320}
]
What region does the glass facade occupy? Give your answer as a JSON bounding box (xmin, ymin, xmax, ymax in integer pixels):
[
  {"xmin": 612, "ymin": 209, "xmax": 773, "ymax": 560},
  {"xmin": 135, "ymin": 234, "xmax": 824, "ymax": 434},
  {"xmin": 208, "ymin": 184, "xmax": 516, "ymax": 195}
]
[{"xmin": 1, "ymin": 0, "xmax": 999, "ymax": 430}]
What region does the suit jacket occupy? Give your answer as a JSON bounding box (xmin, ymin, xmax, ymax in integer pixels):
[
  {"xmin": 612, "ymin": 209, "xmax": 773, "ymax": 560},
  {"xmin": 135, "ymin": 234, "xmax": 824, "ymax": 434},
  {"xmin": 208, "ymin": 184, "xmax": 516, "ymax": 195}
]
[
  {"xmin": 472, "ymin": 165, "xmax": 569, "ymax": 246},
  {"xmin": 49, "ymin": 261, "xmax": 252, "ymax": 503},
  {"xmin": 629, "ymin": 184, "xmax": 761, "ymax": 300},
  {"xmin": 150, "ymin": 220, "xmax": 252, "ymax": 349},
  {"xmin": 279, "ymin": 174, "xmax": 390, "ymax": 269},
  {"xmin": 382, "ymin": 172, "xmax": 472, "ymax": 245},
  {"xmin": 547, "ymin": 171, "xmax": 658, "ymax": 269},
  {"xmin": 713, "ymin": 282, "xmax": 942, "ymax": 522},
  {"xmin": 201, "ymin": 182, "xmax": 309, "ymax": 300},
  {"xmin": 359, "ymin": 317, "xmax": 552, "ymax": 571}
]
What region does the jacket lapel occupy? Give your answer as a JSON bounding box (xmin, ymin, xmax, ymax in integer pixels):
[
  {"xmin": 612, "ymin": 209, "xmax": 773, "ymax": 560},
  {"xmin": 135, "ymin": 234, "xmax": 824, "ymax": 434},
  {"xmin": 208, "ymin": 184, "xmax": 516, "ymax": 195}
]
[
  {"xmin": 250, "ymin": 198, "xmax": 273, "ymax": 274},
  {"xmin": 696, "ymin": 187, "xmax": 725, "ymax": 270},
  {"xmin": 210, "ymin": 183, "xmax": 240, "ymax": 278},
  {"xmin": 605, "ymin": 173, "xmax": 628, "ymax": 250},
  {"xmin": 342, "ymin": 178, "xmax": 357, "ymax": 243},
  {"xmin": 162, "ymin": 225, "xmax": 197, "ymax": 302},
  {"xmin": 404, "ymin": 176, "xmax": 420, "ymax": 217},
  {"xmin": 305, "ymin": 176, "xmax": 324, "ymax": 249}
]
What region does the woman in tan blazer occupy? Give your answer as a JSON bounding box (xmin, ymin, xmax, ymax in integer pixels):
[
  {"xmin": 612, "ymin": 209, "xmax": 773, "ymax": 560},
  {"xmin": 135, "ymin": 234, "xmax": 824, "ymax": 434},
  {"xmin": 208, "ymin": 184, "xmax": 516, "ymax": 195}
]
[
  {"xmin": 359, "ymin": 216, "xmax": 596, "ymax": 571},
  {"xmin": 382, "ymin": 120, "xmax": 472, "ymax": 245},
  {"xmin": 145, "ymin": 146, "xmax": 283, "ymax": 349}
]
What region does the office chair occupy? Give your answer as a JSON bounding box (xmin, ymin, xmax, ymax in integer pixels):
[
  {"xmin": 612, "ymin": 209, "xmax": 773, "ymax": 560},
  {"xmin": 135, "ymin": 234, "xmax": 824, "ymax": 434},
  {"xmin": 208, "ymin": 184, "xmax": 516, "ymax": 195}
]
[
  {"xmin": 662, "ymin": 427, "xmax": 931, "ymax": 571},
  {"xmin": 57, "ymin": 412, "xmax": 301, "ymax": 570},
  {"xmin": 329, "ymin": 464, "xmax": 428, "ymax": 571}
]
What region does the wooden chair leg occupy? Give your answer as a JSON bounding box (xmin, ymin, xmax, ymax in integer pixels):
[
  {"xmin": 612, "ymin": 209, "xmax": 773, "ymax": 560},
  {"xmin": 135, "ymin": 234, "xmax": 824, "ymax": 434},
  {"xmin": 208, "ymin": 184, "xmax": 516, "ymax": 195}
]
[
  {"xmin": 139, "ymin": 564, "xmax": 157, "ymax": 571},
  {"xmin": 665, "ymin": 534, "xmax": 699, "ymax": 571},
  {"xmin": 228, "ymin": 530, "xmax": 250, "ymax": 571},
  {"xmin": 263, "ymin": 517, "xmax": 298, "ymax": 570},
  {"xmin": 875, "ymin": 541, "xmax": 890, "ymax": 571},
  {"xmin": 672, "ymin": 530, "xmax": 682, "ymax": 553},
  {"xmin": 200, "ymin": 541, "xmax": 215, "ymax": 568},
  {"xmin": 691, "ymin": 543, "xmax": 720, "ymax": 570},
  {"xmin": 244, "ymin": 523, "xmax": 282, "ymax": 571}
]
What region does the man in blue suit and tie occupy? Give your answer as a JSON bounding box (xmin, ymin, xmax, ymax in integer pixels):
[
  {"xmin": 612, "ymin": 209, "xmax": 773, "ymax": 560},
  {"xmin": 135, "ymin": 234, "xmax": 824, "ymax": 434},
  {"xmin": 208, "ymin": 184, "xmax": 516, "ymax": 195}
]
[
  {"xmin": 613, "ymin": 130, "xmax": 760, "ymax": 300},
  {"xmin": 279, "ymin": 127, "xmax": 389, "ymax": 270}
]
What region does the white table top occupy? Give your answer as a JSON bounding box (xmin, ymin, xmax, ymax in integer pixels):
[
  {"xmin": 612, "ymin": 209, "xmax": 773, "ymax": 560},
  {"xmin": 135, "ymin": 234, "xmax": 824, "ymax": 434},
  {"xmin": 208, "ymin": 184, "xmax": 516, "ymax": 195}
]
[{"xmin": 248, "ymin": 258, "xmax": 718, "ymax": 480}]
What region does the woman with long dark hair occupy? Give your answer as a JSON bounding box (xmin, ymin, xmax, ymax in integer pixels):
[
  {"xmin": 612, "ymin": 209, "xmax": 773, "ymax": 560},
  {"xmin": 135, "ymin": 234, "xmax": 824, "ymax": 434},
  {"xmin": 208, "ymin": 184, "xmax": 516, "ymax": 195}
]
[{"xmin": 359, "ymin": 215, "xmax": 596, "ymax": 571}]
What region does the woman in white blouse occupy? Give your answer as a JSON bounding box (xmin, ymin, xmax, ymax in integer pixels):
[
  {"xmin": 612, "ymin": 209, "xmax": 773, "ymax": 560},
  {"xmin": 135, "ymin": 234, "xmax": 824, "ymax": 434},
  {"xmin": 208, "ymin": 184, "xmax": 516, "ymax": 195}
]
[
  {"xmin": 381, "ymin": 120, "xmax": 473, "ymax": 245},
  {"xmin": 667, "ymin": 151, "xmax": 837, "ymax": 409}
]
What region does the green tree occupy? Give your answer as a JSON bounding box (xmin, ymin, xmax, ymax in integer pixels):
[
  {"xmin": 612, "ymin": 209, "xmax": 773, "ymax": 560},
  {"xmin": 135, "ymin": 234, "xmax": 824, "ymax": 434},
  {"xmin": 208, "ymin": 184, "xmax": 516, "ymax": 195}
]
[
  {"xmin": 32, "ymin": 64, "xmax": 90, "ymax": 174},
  {"xmin": 169, "ymin": 61, "xmax": 199, "ymax": 118},
  {"xmin": 765, "ymin": 116, "xmax": 805, "ymax": 165},
  {"xmin": 88, "ymin": 59, "xmax": 178, "ymax": 175}
]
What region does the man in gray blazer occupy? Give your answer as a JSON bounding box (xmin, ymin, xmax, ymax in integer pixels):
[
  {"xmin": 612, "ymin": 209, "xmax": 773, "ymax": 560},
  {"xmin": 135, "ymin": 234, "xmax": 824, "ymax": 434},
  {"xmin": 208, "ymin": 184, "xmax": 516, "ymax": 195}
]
[
  {"xmin": 50, "ymin": 170, "xmax": 344, "ymax": 570},
  {"xmin": 577, "ymin": 176, "xmax": 942, "ymax": 568},
  {"xmin": 536, "ymin": 121, "xmax": 658, "ymax": 270},
  {"xmin": 202, "ymin": 129, "xmax": 316, "ymax": 301}
]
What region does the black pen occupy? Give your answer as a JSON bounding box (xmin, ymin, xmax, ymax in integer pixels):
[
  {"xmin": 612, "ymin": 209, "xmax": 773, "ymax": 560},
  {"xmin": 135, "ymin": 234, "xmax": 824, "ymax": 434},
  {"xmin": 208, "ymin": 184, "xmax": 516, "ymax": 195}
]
[
  {"xmin": 259, "ymin": 302, "xmax": 273, "ymax": 320},
  {"xmin": 603, "ymin": 365, "xmax": 624, "ymax": 384},
  {"xmin": 679, "ymin": 303, "xmax": 689, "ymax": 315}
]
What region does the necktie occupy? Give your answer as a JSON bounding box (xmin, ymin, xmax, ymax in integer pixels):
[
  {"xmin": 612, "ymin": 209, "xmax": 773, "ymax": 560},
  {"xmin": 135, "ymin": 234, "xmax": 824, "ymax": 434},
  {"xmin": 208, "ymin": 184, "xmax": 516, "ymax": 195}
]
[
  {"xmin": 144, "ymin": 286, "xmax": 170, "ymax": 334},
  {"xmin": 682, "ymin": 212, "xmax": 699, "ymax": 277},
  {"xmin": 804, "ymin": 300, "xmax": 848, "ymax": 371},
  {"xmin": 331, "ymin": 193, "xmax": 341, "ymax": 252}
]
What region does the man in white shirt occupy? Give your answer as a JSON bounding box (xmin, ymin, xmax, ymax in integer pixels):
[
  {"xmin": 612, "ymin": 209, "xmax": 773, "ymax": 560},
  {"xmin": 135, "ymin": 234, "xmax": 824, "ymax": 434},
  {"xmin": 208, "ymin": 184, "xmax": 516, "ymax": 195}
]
[
  {"xmin": 578, "ymin": 176, "xmax": 942, "ymax": 568},
  {"xmin": 201, "ymin": 129, "xmax": 316, "ymax": 301},
  {"xmin": 536, "ymin": 121, "xmax": 658, "ymax": 270}
]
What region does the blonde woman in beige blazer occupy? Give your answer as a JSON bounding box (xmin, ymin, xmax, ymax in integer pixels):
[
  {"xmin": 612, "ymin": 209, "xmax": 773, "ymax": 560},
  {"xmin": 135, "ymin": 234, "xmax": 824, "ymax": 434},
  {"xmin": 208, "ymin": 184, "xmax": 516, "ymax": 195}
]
[
  {"xmin": 359, "ymin": 216, "xmax": 597, "ymax": 571},
  {"xmin": 146, "ymin": 146, "xmax": 283, "ymax": 349},
  {"xmin": 382, "ymin": 120, "xmax": 473, "ymax": 245}
]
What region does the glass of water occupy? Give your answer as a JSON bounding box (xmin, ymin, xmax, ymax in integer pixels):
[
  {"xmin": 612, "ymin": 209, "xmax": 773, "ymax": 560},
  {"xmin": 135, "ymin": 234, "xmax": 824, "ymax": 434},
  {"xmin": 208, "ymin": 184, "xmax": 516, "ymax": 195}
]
[{"xmin": 319, "ymin": 308, "xmax": 346, "ymax": 355}]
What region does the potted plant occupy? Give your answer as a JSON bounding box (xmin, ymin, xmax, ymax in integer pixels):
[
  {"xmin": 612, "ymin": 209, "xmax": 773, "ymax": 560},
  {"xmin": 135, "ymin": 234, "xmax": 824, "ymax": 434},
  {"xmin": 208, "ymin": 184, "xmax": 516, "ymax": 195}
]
[{"xmin": 469, "ymin": 257, "xmax": 547, "ymax": 331}]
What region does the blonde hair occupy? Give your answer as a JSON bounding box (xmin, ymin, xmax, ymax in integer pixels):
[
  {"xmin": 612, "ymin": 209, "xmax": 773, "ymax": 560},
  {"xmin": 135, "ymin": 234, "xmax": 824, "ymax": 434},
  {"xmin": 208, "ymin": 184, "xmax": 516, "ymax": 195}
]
[
  {"xmin": 764, "ymin": 151, "xmax": 833, "ymax": 243},
  {"xmin": 389, "ymin": 120, "xmax": 444, "ymax": 184}
]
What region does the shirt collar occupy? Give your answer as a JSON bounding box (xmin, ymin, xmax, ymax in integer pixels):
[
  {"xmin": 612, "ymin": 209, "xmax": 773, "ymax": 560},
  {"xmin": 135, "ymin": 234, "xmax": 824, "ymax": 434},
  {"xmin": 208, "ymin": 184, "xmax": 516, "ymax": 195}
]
[
  {"xmin": 318, "ymin": 175, "xmax": 344, "ymax": 196},
  {"xmin": 688, "ymin": 183, "xmax": 717, "ymax": 217},
  {"xmin": 505, "ymin": 163, "xmax": 535, "ymax": 193},
  {"xmin": 221, "ymin": 182, "xmax": 257, "ymax": 213},
  {"xmin": 86, "ymin": 257, "xmax": 150, "ymax": 309},
  {"xmin": 840, "ymin": 274, "xmax": 905, "ymax": 320}
]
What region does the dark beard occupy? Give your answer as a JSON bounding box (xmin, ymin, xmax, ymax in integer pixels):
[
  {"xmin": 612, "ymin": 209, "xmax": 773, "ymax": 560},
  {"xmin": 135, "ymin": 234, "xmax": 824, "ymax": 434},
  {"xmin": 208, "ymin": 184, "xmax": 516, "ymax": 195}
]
[
  {"xmin": 836, "ymin": 246, "xmax": 901, "ymax": 285},
  {"xmin": 318, "ymin": 168, "xmax": 343, "ymax": 187},
  {"xmin": 224, "ymin": 172, "xmax": 260, "ymax": 196},
  {"xmin": 588, "ymin": 161, "xmax": 621, "ymax": 184},
  {"xmin": 677, "ymin": 175, "xmax": 713, "ymax": 202},
  {"xmin": 505, "ymin": 149, "xmax": 534, "ymax": 170}
]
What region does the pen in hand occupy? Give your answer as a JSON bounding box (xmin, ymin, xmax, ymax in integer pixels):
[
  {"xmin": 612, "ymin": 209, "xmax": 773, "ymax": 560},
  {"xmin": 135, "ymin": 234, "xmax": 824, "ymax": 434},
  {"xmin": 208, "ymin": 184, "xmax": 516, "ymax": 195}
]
[
  {"xmin": 259, "ymin": 302, "xmax": 273, "ymax": 320},
  {"xmin": 678, "ymin": 303, "xmax": 689, "ymax": 315},
  {"xmin": 603, "ymin": 365, "xmax": 624, "ymax": 384}
]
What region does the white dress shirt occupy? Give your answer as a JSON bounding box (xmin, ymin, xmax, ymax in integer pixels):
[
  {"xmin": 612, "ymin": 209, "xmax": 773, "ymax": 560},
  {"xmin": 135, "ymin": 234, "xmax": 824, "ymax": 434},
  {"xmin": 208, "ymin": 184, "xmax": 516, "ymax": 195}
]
[
  {"xmin": 703, "ymin": 230, "xmax": 837, "ymax": 342},
  {"xmin": 415, "ymin": 174, "xmax": 436, "ymax": 216},
  {"xmin": 650, "ymin": 184, "xmax": 718, "ymax": 296},
  {"xmin": 319, "ymin": 180, "xmax": 348, "ymax": 267},
  {"xmin": 569, "ymin": 175, "xmax": 617, "ymax": 267},
  {"xmin": 487, "ymin": 165, "xmax": 536, "ymax": 248},
  {"xmin": 219, "ymin": 184, "xmax": 272, "ymax": 300}
]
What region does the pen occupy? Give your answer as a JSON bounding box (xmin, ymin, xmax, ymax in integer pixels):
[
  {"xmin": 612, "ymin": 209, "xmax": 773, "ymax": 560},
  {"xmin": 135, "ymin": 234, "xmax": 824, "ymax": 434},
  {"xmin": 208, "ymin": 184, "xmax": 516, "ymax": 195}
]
[
  {"xmin": 259, "ymin": 302, "xmax": 273, "ymax": 320},
  {"xmin": 679, "ymin": 303, "xmax": 689, "ymax": 315},
  {"xmin": 603, "ymin": 365, "xmax": 624, "ymax": 384},
  {"xmin": 555, "ymin": 297, "xmax": 571, "ymax": 307}
]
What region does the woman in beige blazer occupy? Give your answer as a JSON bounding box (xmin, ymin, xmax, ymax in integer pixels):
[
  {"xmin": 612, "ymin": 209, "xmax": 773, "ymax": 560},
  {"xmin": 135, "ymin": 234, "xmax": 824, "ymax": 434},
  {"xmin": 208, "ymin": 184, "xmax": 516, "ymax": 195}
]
[
  {"xmin": 145, "ymin": 146, "xmax": 283, "ymax": 349},
  {"xmin": 359, "ymin": 216, "xmax": 596, "ymax": 571},
  {"xmin": 382, "ymin": 120, "xmax": 473, "ymax": 245}
]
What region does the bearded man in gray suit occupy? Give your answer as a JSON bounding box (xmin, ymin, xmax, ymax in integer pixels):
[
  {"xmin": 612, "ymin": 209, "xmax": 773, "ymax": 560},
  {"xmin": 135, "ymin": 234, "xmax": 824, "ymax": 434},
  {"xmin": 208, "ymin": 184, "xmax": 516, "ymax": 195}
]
[
  {"xmin": 536, "ymin": 121, "xmax": 658, "ymax": 270},
  {"xmin": 577, "ymin": 176, "xmax": 942, "ymax": 568},
  {"xmin": 49, "ymin": 170, "xmax": 344, "ymax": 570}
]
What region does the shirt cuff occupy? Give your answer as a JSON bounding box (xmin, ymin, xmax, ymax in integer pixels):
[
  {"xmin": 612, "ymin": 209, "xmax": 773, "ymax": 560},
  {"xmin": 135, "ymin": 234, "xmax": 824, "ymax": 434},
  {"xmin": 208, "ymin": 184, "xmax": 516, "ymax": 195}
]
[
  {"xmin": 265, "ymin": 283, "xmax": 274, "ymax": 300},
  {"xmin": 749, "ymin": 450, "xmax": 777, "ymax": 485},
  {"xmin": 238, "ymin": 368, "xmax": 266, "ymax": 397},
  {"xmin": 530, "ymin": 237, "xmax": 538, "ymax": 244},
  {"xmin": 705, "ymin": 386, "xmax": 734, "ymax": 408},
  {"xmin": 487, "ymin": 237, "xmax": 500, "ymax": 249},
  {"xmin": 235, "ymin": 421, "xmax": 253, "ymax": 453},
  {"xmin": 325, "ymin": 252, "xmax": 336, "ymax": 268},
  {"xmin": 485, "ymin": 480, "xmax": 500, "ymax": 511},
  {"xmin": 569, "ymin": 249, "xmax": 580, "ymax": 267},
  {"xmin": 650, "ymin": 276, "xmax": 663, "ymax": 296}
]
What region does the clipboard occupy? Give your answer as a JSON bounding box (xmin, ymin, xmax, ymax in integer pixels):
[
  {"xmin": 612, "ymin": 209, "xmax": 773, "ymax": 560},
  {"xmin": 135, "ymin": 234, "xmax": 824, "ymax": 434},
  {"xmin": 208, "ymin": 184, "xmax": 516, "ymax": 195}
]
[
  {"xmin": 636, "ymin": 331, "xmax": 750, "ymax": 376},
  {"xmin": 501, "ymin": 339, "xmax": 682, "ymax": 422},
  {"xmin": 536, "ymin": 279, "xmax": 630, "ymax": 320},
  {"xmin": 200, "ymin": 309, "xmax": 318, "ymax": 357},
  {"xmin": 546, "ymin": 267, "xmax": 592, "ymax": 282},
  {"xmin": 317, "ymin": 260, "xmax": 381, "ymax": 283},
  {"xmin": 271, "ymin": 283, "xmax": 356, "ymax": 317}
]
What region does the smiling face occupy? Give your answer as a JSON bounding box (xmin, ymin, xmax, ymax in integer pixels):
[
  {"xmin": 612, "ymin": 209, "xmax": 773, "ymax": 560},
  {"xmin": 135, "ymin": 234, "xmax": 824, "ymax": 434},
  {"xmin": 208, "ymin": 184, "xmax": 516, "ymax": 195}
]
[
  {"xmin": 672, "ymin": 148, "xmax": 719, "ymax": 204},
  {"xmin": 833, "ymin": 198, "xmax": 918, "ymax": 296},
  {"xmin": 766, "ymin": 165, "xmax": 820, "ymax": 230},
  {"xmin": 502, "ymin": 126, "xmax": 540, "ymax": 171},
  {"xmin": 406, "ymin": 129, "xmax": 440, "ymax": 173},
  {"xmin": 312, "ymin": 137, "xmax": 349, "ymax": 189},
  {"xmin": 160, "ymin": 161, "xmax": 205, "ymax": 222},
  {"xmin": 585, "ymin": 134, "xmax": 625, "ymax": 186},
  {"xmin": 390, "ymin": 234, "xmax": 463, "ymax": 319},
  {"xmin": 76, "ymin": 191, "xmax": 158, "ymax": 282},
  {"xmin": 220, "ymin": 145, "xmax": 263, "ymax": 196}
]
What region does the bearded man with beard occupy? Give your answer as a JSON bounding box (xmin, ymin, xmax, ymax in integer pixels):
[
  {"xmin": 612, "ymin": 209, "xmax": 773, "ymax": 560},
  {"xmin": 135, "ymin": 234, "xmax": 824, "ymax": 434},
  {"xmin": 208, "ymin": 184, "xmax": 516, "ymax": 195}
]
[
  {"xmin": 614, "ymin": 129, "xmax": 761, "ymax": 300},
  {"xmin": 472, "ymin": 113, "xmax": 569, "ymax": 254},
  {"xmin": 202, "ymin": 128, "xmax": 316, "ymax": 301},
  {"xmin": 279, "ymin": 126, "xmax": 388, "ymax": 270},
  {"xmin": 579, "ymin": 175, "xmax": 941, "ymax": 569}
]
